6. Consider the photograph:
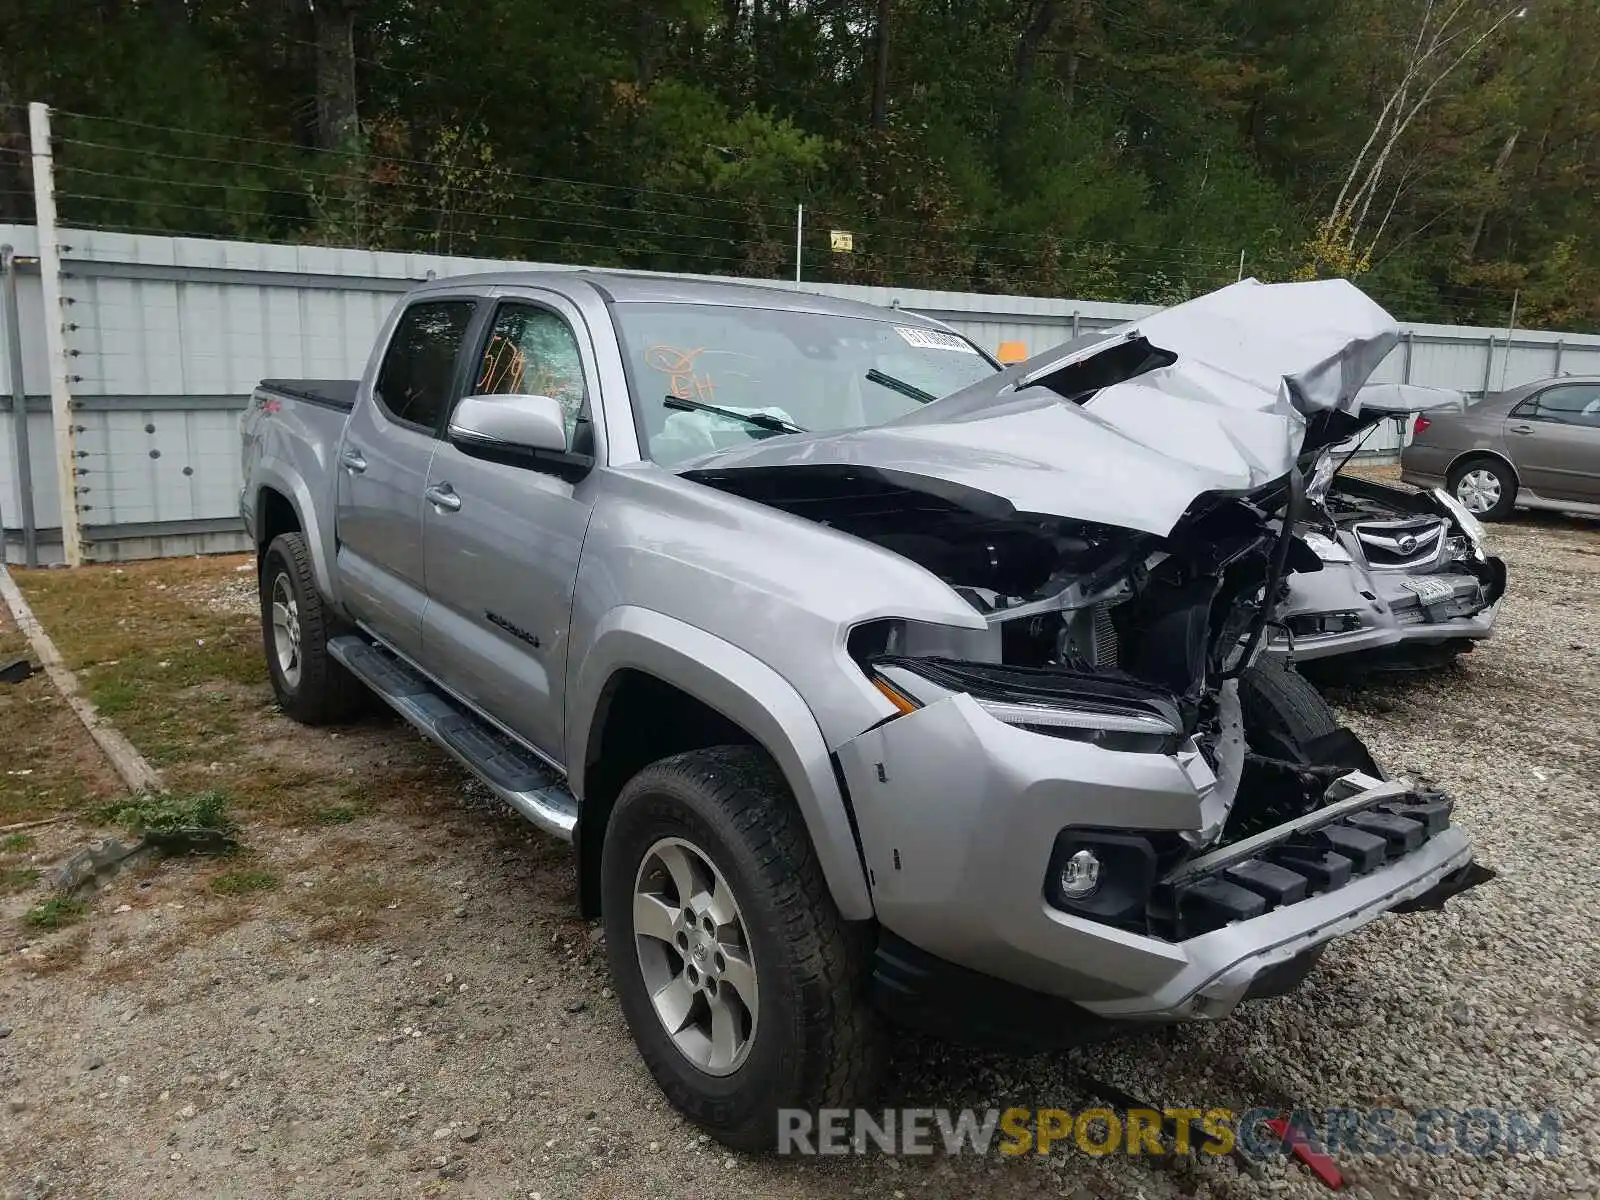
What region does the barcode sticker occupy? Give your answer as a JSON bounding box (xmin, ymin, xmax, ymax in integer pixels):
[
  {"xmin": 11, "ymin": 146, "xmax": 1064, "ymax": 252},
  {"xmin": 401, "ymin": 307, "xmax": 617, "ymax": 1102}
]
[{"xmin": 895, "ymin": 326, "xmax": 978, "ymax": 353}]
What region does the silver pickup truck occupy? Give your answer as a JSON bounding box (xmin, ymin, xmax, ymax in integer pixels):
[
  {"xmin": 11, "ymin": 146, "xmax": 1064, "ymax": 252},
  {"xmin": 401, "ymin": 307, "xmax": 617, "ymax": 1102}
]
[{"xmin": 241, "ymin": 272, "xmax": 1489, "ymax": 1149}]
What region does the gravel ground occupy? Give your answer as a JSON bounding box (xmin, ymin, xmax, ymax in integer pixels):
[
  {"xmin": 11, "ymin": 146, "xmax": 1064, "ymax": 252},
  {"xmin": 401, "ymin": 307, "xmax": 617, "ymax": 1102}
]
[{"xmin": 2, "ymin": 511, "xmax": 1598, "ymax": 1200}]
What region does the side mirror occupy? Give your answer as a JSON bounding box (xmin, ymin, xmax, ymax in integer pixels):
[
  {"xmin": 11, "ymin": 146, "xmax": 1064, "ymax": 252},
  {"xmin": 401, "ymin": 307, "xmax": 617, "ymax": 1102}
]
[
  {"xmin": 449, "ymin": 393, "xmax": 569, "ymax": 453},
  {"xmin": 447, "ymin": 393, "xmax": 593, "ymax": 482}
]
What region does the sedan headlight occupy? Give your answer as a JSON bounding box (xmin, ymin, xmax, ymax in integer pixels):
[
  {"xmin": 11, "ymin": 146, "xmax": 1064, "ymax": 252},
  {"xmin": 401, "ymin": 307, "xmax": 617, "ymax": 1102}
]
[
  {"xmin": 1306, "ymin": 449, "xmax": 1337, "ymax": 504},
  {"xmin": 869, "ymin": 657, "xmax": 1185, "ymax": 754},
  {"xmin": 1432, "ymin": 486, "xmax": 1487, "ymax": 547},
  {"xmin": 1300, "ymin": 530, "xmax": 1353, "ymax": 563}
]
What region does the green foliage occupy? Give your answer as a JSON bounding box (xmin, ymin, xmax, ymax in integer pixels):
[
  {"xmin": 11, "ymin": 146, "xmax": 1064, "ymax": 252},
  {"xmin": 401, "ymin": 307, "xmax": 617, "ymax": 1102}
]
[
  {"xmin": 3, "ymin": 0, "xmax": 1595, "ymax": 328},
  {"xmin": 95, "ymin": 790, "xmax": 234, "ymax": 837},
  {"xmin": 1, "ymin": 834, "xmax": 35, "ymax": 854},
  {"xmin": 23, "ymin": 896, "xmax": 85, "ymax": 930}
]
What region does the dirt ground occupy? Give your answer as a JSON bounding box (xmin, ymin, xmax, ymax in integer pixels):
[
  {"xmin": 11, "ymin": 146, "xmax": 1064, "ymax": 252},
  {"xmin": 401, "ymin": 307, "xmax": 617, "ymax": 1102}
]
[{"xmin": 2, "ymin": 502, "xmax": 1598, "ymax": 1200}]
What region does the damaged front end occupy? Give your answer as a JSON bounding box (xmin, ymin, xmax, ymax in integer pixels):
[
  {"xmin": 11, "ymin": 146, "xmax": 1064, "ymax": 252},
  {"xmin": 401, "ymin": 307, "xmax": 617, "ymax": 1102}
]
[
  {"xmin": 1276, "ymin": 463, "xmax": 1509, "ymax": 668},
  {"xmin": 680, "ymin": 278, "xmax": 1491, "ymax": 1030}
]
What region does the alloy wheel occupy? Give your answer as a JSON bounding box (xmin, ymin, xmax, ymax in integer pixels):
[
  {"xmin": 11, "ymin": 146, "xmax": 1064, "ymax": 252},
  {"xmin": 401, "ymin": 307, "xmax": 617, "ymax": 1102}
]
[
  {"xmin": 632, "ymin": 836, "xmax": 759, "ymax": 1076},
  {"xmin": 269, "ymin": 573, "xmax": 303, "ymax": 688}
]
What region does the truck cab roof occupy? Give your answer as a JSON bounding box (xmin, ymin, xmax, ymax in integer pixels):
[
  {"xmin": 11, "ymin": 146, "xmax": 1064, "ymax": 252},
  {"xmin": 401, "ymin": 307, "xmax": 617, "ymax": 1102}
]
[{"xmin": 405, "ymin": 269, "xmax": 950, "ymax": 325}]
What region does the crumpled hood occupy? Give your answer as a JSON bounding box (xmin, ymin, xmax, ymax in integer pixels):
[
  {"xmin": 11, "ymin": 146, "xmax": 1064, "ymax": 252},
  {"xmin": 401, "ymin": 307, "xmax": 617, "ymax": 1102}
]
[{"xmin": 682, "ymin": 278, "xmax": 1463, "ymax": 538}]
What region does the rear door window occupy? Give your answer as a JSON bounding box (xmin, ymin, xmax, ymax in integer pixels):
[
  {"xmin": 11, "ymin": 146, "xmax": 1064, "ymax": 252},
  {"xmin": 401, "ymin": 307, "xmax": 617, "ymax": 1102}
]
[
  {"xmin": 374, "ymin": 300, "xmax": 476, "ymax": 432},
  {"xmin": 1514, "ymin": 383, "xmax": 1600, "ymax": 427}
]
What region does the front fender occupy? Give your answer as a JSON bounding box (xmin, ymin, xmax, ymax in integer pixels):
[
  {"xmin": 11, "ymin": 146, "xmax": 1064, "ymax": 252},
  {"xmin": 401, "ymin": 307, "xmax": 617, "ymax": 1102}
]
[{"xmin": 568, "ymin": 605, "xmax": 874, "ymax": 920}]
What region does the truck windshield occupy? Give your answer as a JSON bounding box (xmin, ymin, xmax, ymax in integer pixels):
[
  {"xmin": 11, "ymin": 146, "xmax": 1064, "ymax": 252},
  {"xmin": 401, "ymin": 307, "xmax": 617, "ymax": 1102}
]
[{"xmin": 610, "ymin": 301, "xmax": 998, "ymax": 466}]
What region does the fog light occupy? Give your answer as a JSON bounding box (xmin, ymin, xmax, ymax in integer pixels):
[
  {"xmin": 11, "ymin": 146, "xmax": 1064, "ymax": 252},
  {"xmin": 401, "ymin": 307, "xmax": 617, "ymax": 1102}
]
[{"xmin": 1058, "ymin": 849, "xmax": 1102, "ymax": 899}]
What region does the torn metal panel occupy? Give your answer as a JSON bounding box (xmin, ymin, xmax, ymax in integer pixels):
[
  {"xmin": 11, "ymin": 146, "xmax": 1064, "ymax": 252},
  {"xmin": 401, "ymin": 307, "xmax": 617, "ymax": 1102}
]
[{"xmin": 683, "ymin": 279, "xmax": 1449, "ymax": 538}]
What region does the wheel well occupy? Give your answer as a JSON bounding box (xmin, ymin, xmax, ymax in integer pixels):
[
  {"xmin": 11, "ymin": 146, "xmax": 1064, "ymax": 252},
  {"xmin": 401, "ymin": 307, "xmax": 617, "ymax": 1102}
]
[
  {"xmin": 1447, "ymin": 449, "xmax": 1520, "ymax": 488},
  {"xmin": 576, "ymin": 669, "xmax": 759, "ymax": 917},
  {"xmin": 256, "ymin": 487, "xmax": 301, "ymax": 552}
]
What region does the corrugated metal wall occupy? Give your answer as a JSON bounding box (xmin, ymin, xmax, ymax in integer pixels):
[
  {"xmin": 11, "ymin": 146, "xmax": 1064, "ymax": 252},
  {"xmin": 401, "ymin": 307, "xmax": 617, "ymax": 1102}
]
[{"xmin": 5, "ymin": 224, "xmax": 1600, "ymax": 563}]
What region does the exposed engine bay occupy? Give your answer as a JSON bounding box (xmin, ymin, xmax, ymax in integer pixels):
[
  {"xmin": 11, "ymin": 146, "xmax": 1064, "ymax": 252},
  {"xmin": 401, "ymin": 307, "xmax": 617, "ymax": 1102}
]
[
  {"xmin": 698, "ymin": 462, "xmax": 1371, "ymax": 856},
  {"xmin": 1316, "ymin": 474, "xmax": 1497, "ymax": 584}
]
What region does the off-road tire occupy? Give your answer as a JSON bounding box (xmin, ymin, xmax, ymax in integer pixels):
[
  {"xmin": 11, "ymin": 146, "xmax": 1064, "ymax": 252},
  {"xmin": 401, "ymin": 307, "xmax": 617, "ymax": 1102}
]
[
  {"xmin": 601, "ymin": 745, "xmax": 883, "ymax": 1151},
  {"xmin": 1447, "ymin": 455, "xmax": 1517, "ymax": 521},
  {"xmin": 259, "ymin": 531, "xmax": 366, "ymax": 725}
]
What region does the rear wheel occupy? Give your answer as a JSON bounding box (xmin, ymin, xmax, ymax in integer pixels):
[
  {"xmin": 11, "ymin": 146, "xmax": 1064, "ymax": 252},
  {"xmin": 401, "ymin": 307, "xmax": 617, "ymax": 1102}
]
[
  {"xmin": 260, "ymin": 532, "xmax": 366, "ymax": 725},
  {"xmin": 601, "ymin": 745, "xmax": 882, "ymax": 1151},
  {"xmin": 1447, "ymin": 456, "xmax": 1516, "ymax": 521}
]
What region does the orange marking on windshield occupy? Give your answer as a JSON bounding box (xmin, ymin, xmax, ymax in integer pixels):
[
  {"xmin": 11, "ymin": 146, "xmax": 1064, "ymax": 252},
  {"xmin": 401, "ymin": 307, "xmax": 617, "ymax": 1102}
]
[{"xmin": 645, "ymin": 344, "xmax": 716, "ymax": 402}]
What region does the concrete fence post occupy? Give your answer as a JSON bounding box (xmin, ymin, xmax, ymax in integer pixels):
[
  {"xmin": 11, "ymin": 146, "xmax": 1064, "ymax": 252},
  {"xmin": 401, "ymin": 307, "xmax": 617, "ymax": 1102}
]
[{"xmin": 28, "ymin": 102, "xmax": 81, "ymax": 566}]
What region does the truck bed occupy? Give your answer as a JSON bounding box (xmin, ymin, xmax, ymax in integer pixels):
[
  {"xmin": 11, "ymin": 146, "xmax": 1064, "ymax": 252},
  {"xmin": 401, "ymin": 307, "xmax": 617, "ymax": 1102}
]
[{"xmin": 260, "ymin": 379, "xmax": 360, "ymax": 412}]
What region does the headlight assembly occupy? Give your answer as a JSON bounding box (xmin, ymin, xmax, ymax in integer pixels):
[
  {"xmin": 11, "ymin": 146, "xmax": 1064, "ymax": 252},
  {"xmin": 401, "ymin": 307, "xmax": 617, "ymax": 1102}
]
[
  {"xmin": 867, "ymin": 656, "xmax": 1185, "ymax": 754},
  {"xmin": 1432, "ymin": 486, "xmax": 1488, "ymax": 547}
]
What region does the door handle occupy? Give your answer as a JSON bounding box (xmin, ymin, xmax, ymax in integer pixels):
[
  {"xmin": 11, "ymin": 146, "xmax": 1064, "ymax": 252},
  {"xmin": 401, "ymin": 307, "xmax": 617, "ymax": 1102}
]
[
  {"xmin": 424, "ymin": 482, "xmax": 462, "ymax": 512},
  {"xmin": 1509, "ymin": 424, "xmax": 1533, "ymax": 435},
  {"xmin": 340, "ymin": 446, "xmax": 368, "ymax": 473}
]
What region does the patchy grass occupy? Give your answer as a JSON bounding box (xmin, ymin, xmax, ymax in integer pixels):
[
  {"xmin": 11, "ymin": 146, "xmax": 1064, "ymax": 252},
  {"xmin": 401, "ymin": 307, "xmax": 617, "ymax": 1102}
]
[
  {"xmin": 1, "ymin": 865, "xmax": 40, "ymax": 894},
  {"xmin": 26, "ymin": 928, "xmax": 90, "ymax": 975},
  {"xmin": 2, "ymin": 833, "xmax": 35, "ymax": 853},
  {"xmin": 289, "ymin": 871, "xmax": 421, "ymax": 943},
  {"xmin": 11, "ymin": 557, "xmax": 459, "ymax": 834},
  {"xmin": 0, "ymin": 609, "xmax": 123, "ymax": 824},
  {"xmin": 209, "ymin": 867, "xmax": 279, "ymax": 896},
  {"xmin": 24, "ymin": 895, "xmax": 86, "ymax": 930},
  {"xmin": 12, "ymin": 558, "xmax": 264, "ymax": 789}
]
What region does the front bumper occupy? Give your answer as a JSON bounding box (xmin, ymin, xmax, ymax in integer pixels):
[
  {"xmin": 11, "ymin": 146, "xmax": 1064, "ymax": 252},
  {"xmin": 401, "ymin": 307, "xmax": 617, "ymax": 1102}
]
[
  {"xmin": 1269, "ymin": 557, "xmax": 1502, "ymax": 663},
  {"xmin": 837, "ymin": 695, "xmax": 1481, "ymax": 1027}
]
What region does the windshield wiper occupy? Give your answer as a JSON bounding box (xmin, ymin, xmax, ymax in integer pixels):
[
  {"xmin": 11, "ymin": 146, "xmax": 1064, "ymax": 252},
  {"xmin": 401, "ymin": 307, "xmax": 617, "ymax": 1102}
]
[
  {"xmin": 663, "ymin": 394, "xmax": 808, "ymax": 435},
  {"xmin": 865, "ymin": 368, "xmax": 936, "ymax": 404}
]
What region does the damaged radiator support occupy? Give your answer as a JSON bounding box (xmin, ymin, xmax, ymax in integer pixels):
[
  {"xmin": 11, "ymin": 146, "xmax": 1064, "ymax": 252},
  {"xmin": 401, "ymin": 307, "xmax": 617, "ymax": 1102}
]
[{"xmin": 1226, "ymin": 466, "xmax": 1303, "ymax": 680}]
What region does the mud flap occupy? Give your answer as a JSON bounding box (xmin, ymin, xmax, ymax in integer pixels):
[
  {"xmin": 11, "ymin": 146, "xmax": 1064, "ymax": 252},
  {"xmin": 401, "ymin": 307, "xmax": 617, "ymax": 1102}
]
[{"xmin": 1389, "ymin": 859, "xmax": 1496, "ymax": 913}]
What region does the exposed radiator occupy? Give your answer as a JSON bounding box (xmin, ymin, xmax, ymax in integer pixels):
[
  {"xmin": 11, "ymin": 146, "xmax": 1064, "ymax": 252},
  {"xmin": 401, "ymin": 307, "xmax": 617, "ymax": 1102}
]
[{"xmin": 1092, "ymin": 604, "xmax": 1120, "ymax": 668}]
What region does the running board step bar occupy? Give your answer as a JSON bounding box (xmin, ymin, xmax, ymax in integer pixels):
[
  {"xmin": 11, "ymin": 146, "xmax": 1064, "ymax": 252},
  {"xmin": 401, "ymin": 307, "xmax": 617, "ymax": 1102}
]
[{"xmin": 328, "ymin": 635, "xmax": 578, "ymax": 841}]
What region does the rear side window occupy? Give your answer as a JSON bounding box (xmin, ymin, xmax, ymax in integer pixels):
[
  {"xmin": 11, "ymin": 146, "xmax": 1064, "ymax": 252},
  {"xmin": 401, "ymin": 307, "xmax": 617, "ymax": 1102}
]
[
  {"xmin": 374, "ymin": 301, "xmax": 476, "ymax": 431},
  {"xmin": 1514, "ymin": 383, "xmax": 1600, "ymax": 426}
]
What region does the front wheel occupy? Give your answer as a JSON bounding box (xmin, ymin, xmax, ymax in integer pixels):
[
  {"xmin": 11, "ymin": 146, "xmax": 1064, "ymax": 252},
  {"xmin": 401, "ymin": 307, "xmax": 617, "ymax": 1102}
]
[
  {"xmin": 1226, "ymin": 656, "xmax": 1351, "ymax": 840},
  {"xmin": 259, "ymin": 531, "xmax": 366, "ymax": 725},
  {"xmin": 601, "ymin": 745, "xmax": 883, "ymax": 1151}
]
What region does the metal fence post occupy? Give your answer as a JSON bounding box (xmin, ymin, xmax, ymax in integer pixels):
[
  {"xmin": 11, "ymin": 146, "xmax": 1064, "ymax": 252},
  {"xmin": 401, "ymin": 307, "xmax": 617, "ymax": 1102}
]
[
  {"xmin": 1553, "ymin": 339, "xmax": 1564, "ymax": 377},
  {"xmin": 1480, "ymin": 334, "xmax": 1496, "ymax": 399},
  {"xmin": 1400, "ymin": 330, "xmax": 1414, "ymax": 384},
  {"xmin": 28, "ymin": 103, "xmax": 81, "ymax": 566},
  {"xmin": 2, "ymin": 245, "xmax": 39, "ymax": 566}
]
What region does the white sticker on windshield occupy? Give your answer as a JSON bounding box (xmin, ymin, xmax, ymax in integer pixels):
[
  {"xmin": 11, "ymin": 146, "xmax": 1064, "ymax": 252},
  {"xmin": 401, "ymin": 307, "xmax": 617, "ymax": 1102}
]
[{"xmin": 894, "ymin": 326, "xmax": 978, "ymax": 353}]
